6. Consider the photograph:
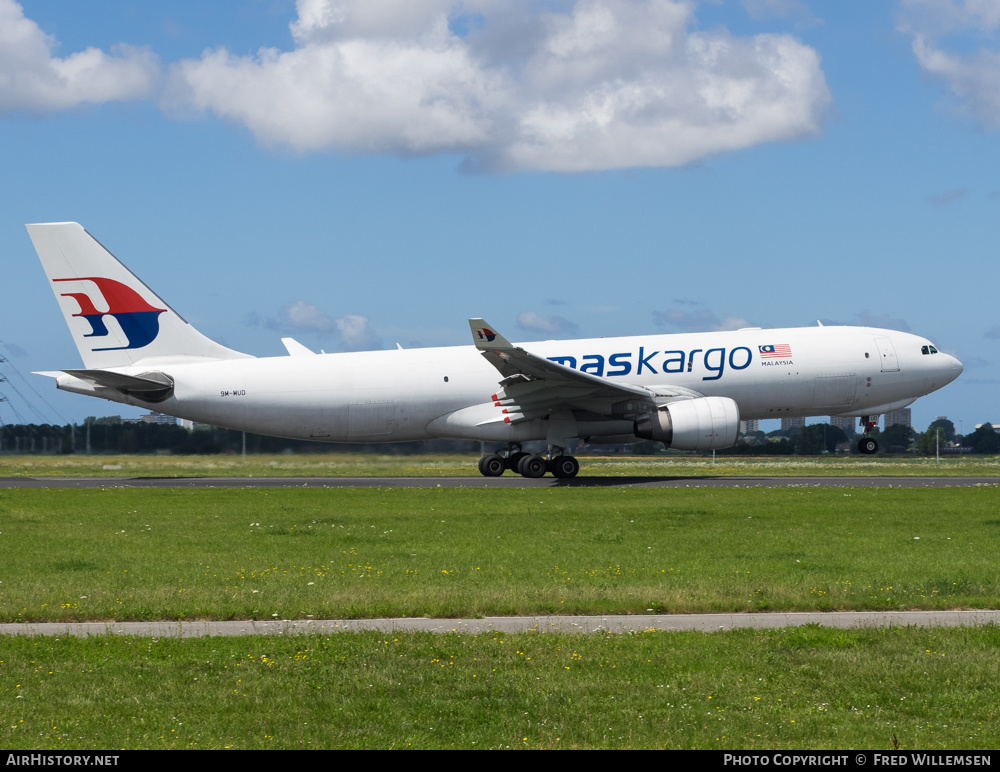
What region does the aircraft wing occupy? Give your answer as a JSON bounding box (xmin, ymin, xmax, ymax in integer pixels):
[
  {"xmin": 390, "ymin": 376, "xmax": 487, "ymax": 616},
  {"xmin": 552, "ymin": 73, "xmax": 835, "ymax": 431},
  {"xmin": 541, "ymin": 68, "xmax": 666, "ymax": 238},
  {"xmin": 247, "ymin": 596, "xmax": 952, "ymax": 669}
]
[{"xmin": 468, "ymin": 319, "xmax": 700, "ymax": 423}]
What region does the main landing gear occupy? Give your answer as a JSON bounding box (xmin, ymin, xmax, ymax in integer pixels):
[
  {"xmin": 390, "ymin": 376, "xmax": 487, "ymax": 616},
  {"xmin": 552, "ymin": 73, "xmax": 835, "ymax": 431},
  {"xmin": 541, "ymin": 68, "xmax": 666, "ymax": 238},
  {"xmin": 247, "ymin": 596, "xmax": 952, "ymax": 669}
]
[
  {"xmin": 478, "ymin": 444, "xmax": 580, "ymax": 478},
  {"xmin": 857, "ymin": 415, "xmax": 879, "ymax": 455}
]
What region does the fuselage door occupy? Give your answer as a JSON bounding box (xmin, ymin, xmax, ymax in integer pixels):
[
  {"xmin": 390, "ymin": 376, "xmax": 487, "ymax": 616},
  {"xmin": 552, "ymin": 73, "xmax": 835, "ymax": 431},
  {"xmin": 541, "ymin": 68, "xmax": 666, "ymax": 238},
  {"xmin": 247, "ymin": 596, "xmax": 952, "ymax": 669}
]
[{"xmin": 874, "ymin": 336, "xmax": 900, "ymax": 372}]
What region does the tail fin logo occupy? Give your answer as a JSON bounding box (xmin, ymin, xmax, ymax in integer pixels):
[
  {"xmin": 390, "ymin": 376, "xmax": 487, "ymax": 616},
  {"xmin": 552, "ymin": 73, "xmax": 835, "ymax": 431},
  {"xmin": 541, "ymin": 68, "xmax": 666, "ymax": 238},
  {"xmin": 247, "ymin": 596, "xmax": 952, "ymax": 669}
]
[
  {"xmin": 53, "ymin": 277, "xmax": 166, "ymax": 351},
  {"xmin": 474, "ymin": 327, "xmax": 497, "ymax": 343}
]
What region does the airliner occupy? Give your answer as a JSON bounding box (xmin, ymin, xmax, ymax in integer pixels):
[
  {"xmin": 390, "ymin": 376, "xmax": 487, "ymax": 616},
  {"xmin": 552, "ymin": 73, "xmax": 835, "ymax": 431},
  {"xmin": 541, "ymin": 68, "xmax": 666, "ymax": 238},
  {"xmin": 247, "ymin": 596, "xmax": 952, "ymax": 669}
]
[{"xmin": 26, "ymin": 222, "xmax": 963, "ymax": 478}]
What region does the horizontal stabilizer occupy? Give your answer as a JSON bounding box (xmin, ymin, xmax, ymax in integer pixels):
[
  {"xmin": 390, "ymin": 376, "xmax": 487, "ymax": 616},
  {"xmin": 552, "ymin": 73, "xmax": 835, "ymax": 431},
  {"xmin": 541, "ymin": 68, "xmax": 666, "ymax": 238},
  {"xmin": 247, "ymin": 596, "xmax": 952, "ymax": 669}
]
[{"xmin": 62, "ymin": 369, "xmax": 174, "ymax": 402}]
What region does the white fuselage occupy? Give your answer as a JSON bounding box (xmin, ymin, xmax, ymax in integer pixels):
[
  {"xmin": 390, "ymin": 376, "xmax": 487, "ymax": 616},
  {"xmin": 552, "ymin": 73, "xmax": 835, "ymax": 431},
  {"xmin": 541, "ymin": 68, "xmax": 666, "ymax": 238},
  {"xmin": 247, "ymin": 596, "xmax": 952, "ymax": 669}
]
[{"xmin": 73, "ymin": 325, "xmax": 962, "ymax": 443}]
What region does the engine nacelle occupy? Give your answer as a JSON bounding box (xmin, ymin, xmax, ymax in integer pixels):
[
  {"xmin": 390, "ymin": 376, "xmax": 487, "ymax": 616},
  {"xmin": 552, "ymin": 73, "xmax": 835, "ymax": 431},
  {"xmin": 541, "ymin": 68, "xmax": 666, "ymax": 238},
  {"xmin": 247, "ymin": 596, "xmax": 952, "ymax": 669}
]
[{"xmin": 633, "ymin": 396, "xmax": 740, "ymax": 451}]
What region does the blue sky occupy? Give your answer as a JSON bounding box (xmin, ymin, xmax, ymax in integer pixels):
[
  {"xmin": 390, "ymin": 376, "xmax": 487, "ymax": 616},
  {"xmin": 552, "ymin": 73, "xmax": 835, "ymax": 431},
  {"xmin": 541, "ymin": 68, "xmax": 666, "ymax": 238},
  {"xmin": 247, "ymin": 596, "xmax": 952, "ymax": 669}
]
[{"xmin": 0, "ymin": 0, "xmax": 996, "ymax": 435}]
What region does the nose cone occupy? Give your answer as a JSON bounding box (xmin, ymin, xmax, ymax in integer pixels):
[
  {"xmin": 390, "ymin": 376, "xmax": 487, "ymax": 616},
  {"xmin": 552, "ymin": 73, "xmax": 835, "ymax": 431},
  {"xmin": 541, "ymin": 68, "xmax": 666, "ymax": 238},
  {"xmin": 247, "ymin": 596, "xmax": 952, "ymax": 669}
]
[{"xmin": 942, "ymin": 352, "xmax": 964, "ymax": 385}]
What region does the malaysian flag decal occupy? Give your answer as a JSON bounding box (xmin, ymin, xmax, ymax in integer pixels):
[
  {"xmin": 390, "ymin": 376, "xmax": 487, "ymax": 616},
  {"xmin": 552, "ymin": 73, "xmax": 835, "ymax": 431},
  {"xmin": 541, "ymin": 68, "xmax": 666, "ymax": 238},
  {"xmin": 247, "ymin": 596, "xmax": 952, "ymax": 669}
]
[{"xmin": 759, "ymin": 344, "xmax": 792, "ymax": 358}]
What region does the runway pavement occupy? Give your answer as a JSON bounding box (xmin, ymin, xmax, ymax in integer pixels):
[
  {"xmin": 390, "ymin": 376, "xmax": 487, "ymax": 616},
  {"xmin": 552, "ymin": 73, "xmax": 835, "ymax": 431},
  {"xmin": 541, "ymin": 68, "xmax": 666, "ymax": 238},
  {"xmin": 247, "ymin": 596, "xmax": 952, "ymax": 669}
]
[
  {"xmin": 1, "ymin": 474, "xmax": 998, "ymax": 488},
  {"xmin": 2, "ymin": 611, "xmax": 999, "ymax": 638}
]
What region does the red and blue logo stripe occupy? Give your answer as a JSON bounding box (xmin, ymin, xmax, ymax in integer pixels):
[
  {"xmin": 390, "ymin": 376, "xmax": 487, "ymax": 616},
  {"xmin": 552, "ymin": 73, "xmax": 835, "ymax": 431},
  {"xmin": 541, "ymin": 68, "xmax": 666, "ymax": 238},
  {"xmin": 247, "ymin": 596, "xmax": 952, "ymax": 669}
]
[{"xmin": 54, "ymin": 277, "xmax": 166, "ymax": 351}]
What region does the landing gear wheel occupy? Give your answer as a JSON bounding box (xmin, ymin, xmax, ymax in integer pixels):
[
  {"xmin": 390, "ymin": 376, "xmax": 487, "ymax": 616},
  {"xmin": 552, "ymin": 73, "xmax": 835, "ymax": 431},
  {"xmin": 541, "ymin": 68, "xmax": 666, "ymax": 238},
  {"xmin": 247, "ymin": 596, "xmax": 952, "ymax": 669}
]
[
  {"xmin": 506, "ymin": 451, "xmax": 529, "ymax": 472},
  {"xmin": 550, "ymin": 455, "xmax": 580, "ymax": 479},
  {"xmin": 478, "ymin": 453, "xmax": 506, "ymax": 476},
  {"xmin": 858, "ymin": 438, "xmax": 878, "ymax": 455},
  {"xmin": 517, "ymin": 454, "xmax": 548, "ymax": 478}
]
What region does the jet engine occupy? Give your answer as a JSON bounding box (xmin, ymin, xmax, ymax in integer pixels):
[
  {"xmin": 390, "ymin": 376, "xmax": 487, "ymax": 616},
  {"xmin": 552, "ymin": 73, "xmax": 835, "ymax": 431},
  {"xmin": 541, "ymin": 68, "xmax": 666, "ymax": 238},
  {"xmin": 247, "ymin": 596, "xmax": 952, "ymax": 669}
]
[{"xmin": 633, "ymin": 396, "xmax": 740, "ymax": 451}]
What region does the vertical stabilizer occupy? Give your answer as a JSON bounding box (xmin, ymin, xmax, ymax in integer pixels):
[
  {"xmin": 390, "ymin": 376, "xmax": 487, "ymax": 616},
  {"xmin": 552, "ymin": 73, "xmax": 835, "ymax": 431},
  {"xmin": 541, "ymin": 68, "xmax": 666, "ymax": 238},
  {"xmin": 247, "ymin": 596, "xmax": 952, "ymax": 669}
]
[{"xmin": 27, "ymin": 222, "xmax": 250, "ymax": 369}]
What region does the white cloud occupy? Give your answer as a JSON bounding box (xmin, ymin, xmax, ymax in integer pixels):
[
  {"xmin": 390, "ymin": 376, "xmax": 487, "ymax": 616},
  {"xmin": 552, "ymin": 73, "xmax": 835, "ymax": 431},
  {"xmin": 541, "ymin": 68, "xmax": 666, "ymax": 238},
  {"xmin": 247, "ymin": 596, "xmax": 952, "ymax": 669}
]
[
  {"xmin": 334, "ymin": 313, "xmax": 382, "ymax": 350},
  {"xmin": 653, "ymin": 307, "xmax": 753, "ymax": 332},
  {"xmin": 516, "ymin": 311, "xmax": 580, "ymax": 335},
  {"xmin": 165, "ymin": 0, "xmax": 831, "ymax": 171},
  {"xmin": 901, "ymin": 0, "xmax": 1000, "ymax": 128},
  {"xmin": 0, "ymin": 0, "xmax": 158, "ymax": 113},
  {"xmin": 255, "ymin": 299, "xmax": 383, "ymax": 350},
  {"xmin": 284, "ymin": 299, "xmax": 335, "ymax": 331},
  {"xmin": 165, "ymin": 0, "xmax": 499, "ymax": 155},
  {"xmin": 900, "ymin": 0, "xmax": 1000, "ymax": 36},
  {"xmin": 912, "ymin": 35, "xmax": 1000, "ymax": 126}
]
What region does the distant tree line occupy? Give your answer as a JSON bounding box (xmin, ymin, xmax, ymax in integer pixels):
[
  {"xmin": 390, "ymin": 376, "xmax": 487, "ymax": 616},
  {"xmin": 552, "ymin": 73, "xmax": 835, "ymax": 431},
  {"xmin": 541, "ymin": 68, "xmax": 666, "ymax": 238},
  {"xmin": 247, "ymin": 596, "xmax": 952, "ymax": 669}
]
[
  {"xmin": 0, "ymin": 418, "xmax": 478, "ymax": 455},
  {"xmin": 864, "ymin": 417, "xmax": 999, "ymax": 455},
  {"xmin": 0, "ymin": 416, "xmax": 994, "ymax": 456},
  {"xmin": 633, "ymin": 417, "xmax": 996, "ymax": 456}
]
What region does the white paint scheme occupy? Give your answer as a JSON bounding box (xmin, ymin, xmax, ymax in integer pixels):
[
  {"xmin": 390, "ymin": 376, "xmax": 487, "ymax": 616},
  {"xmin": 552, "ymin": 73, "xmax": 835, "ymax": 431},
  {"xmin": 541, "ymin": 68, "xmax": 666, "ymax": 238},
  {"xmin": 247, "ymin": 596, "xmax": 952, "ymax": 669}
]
[{"xmin": 27, "ymin": 223, "xmax": 963, "ymax": 455}]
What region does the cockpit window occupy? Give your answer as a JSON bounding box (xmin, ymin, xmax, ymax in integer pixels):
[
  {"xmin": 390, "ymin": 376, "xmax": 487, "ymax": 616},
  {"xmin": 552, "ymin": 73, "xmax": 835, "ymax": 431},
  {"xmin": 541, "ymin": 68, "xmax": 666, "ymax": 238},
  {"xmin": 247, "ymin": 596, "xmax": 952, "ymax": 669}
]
[
  {"xmin": 921, "ymin": 345, "xmax": 939, "ymax": 355},
  {"xmin": 930, "ymin": 346, "xmax": 938, "ymax": 354}
]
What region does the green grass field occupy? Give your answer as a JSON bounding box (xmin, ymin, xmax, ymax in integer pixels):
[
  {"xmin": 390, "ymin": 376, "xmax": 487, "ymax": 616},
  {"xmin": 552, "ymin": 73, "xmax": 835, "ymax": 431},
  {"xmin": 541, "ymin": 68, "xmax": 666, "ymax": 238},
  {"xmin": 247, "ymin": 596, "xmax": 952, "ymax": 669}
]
[
  {"xmin": 1, "ymin": 451, "xmax": 999, "ymax": 477},
  {"xmin": 2, "ymin": 482, "xmax": 999, "ymax": 750},
  {"xmin": 2, "ymin": 486, "xmax": 999, "ymax": 621},
  {"xmin": 3, "ymin": 626, "xmax": 999, "ymax": 750}
]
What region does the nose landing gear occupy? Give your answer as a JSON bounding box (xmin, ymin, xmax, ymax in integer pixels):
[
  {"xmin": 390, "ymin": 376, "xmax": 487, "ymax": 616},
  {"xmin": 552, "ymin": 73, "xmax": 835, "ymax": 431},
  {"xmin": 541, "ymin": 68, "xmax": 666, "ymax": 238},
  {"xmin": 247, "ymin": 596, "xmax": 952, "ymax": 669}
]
[{"xmin": 857, "ymin": 416, "xmax": 879, "ymax": 455}]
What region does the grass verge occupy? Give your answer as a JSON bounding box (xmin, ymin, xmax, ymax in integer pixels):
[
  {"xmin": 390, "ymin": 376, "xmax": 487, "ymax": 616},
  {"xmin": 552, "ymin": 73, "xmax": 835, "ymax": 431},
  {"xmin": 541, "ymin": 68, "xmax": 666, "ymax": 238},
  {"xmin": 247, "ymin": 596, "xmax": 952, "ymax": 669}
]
[
  {"xmin": 1, "ymin": 487, "xmax": 998, "ymax": 621},
  {"xmin": 3, "ymin": 626, "xmax": 998, "ymax": 749}
]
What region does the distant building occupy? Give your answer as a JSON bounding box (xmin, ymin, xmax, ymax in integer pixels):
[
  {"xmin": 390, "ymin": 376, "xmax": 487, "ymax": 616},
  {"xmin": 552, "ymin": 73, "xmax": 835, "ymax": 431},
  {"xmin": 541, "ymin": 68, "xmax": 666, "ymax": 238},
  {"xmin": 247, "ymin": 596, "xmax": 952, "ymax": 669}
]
[
  {"xmin": 142, "ymin": 412, "xmax": 177, "ymax": 425},
  {"xmin": 883, "ymin": 407, "xmax": 911, "ymax": 429},
  {"xmin": 740, "ymin": 419, "xmax": 760, "ymax": 435},
  {"xmin": 780, "ymin": 417, "xmax": 806, "ymax": 431},
  {"xmin": 829, "ymin": 415, "xmax": 857, "ymax": 434}
]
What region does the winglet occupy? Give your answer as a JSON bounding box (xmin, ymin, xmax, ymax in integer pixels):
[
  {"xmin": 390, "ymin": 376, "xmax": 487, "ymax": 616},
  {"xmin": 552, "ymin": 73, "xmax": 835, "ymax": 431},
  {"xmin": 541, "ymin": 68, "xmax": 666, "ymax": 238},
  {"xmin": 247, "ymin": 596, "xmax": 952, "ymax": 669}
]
[{"xmin": 468, "ymin": 318, "xmax": 514, "ymax": 350}]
